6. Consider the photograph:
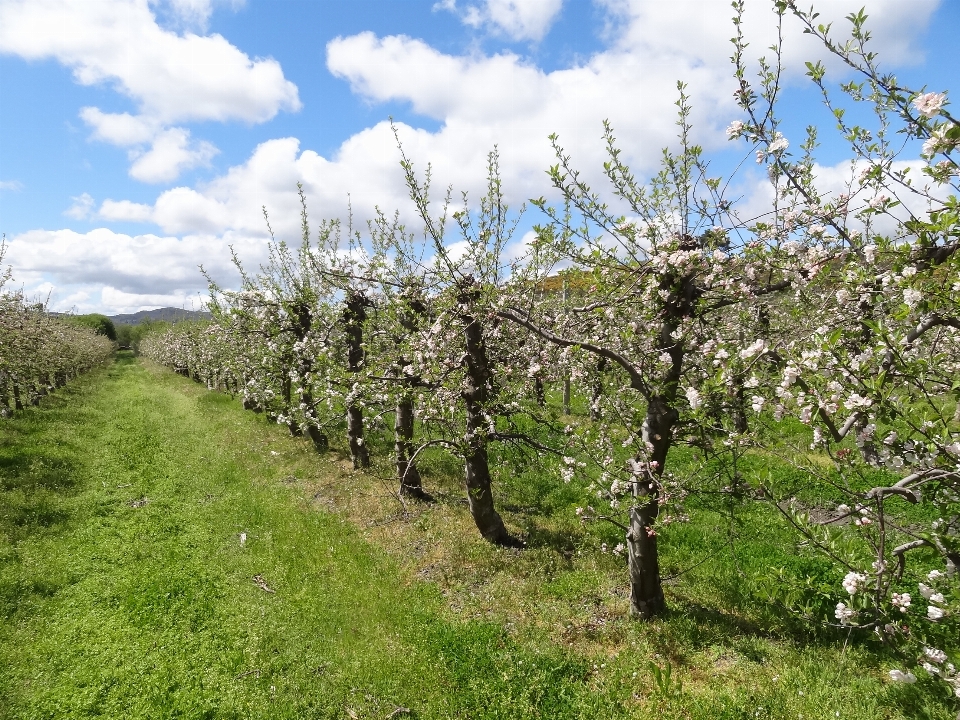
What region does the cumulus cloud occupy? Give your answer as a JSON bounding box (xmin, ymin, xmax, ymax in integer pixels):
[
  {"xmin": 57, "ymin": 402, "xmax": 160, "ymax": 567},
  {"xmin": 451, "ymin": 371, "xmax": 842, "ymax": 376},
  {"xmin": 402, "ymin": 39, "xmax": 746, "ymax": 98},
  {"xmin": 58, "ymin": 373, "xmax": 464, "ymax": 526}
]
[
  {"xmin": 64, "ymin": 192, "xmax": 96, "ymax": 220},
  {"xmin": 99, "ymin": 132, "xmax": 418, "ymax": 239},
  {"xmin": 326, "ymin": 29, "xmax": 732, "ymax": 202},
  {"xmin": 3, "ymin": 225, "xmax": 264, "ymax": 313},
  {"xmin": 325, "ymin": 0, "xmax": 941, "ymax": 213},
  {"xmin": 80, "ymin": 108, "xmax": 158, "ymax": 146},
  {"xmin": 128, "ymin": 128, "xmax": 219, "ymax": 183},
  {"xmin": 436, "ymin": 0, "xmax": 564, "ymax": 42},
  {"xmin": 69, "ymin": 0, "xmax": 942, "ymax": 305},
  {"xmin": 100, "ymin": 286, "xmax": 208, "ymax": 314},
  {"xmin": 7, "ymin": 0, "xmax": 943, "ymax": 314},
  {"xmin": 0, "ymin": 0, "xmax": 299, "ymax": 182},
  {"xmin": 150, "ymin": 0, "xmax": 244, "ymax": 32},
  {"xmin": 731, "ymin": 157, "xmax": 950, "ymax": 243},
  {"xmin": 597, "ymin": 0, "xmax": 939, "ymax": 69},
  {"xmin": 99, "ymin": 199, "xmax": 155, "ymax": 223}
]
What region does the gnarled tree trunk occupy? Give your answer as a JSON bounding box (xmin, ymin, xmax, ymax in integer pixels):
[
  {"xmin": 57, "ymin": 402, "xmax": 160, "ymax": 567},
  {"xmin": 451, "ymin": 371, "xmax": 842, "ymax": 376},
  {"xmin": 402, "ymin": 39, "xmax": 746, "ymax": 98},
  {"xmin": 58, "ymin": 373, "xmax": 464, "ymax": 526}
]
[
  {"xmin": 459, "ymin": 281, "xmax": 513, "ymax": 546},
  {"xmin": 395, "ymin": 396, "xmax": 425, "ymax": 498},
  {"xmin": 343, "ymin": 292, "xmax": 370, "ymax": 469}
]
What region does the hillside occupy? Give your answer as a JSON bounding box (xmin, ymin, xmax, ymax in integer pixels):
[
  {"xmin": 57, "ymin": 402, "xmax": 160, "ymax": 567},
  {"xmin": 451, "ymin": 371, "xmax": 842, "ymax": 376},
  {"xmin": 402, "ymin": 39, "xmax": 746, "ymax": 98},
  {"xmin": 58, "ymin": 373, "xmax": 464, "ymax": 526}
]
[{"xmin": 108, "ymin": 307, "xmax": 211, "ymax": 325}]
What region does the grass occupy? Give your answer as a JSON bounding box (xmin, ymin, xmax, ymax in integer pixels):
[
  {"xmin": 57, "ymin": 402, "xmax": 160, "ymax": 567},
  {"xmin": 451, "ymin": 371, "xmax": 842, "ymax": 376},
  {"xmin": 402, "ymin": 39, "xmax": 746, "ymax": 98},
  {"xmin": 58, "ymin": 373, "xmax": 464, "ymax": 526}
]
[{"xmin": 0, "ymin": 352, "xmax": 955, "ymax": 718}]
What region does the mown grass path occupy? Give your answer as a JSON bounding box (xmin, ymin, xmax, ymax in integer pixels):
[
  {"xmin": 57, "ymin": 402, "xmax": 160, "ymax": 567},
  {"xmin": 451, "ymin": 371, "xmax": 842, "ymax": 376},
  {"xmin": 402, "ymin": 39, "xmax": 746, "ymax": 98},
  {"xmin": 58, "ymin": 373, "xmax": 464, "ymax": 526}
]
[
  {"xmin": 2, "ymin": 356, "xmax": 956, "ymax": 720},
  {"xmin": 0, "ymin": 355, "xmax": 600, "ymax": 719}
]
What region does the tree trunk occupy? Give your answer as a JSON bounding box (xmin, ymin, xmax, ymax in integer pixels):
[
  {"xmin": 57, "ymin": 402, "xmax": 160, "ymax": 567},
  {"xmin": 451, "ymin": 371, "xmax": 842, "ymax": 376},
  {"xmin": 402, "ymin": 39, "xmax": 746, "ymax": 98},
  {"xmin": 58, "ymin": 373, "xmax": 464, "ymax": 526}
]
[
  {"xmin": 0, "ymin": 375, "xmax": 11, "ymax": 418},
  {"xmin": 591, "ymin": 357, "xmax": 607, "ymax": 420},
  {"xmin": 626, "ymin": 395, "xmax": 677, "ymax": 618},
  {"xmin": 344, "ymin": 293, "xmax": 371, "ymax": 469},
  {"xmin": 13, "ymin": 383, "xmax": 23, "ymax": 411},
  {"xmin": 304, "ymin": 424, "xmax": 329, "ymax": 452},
  {"xmin": 459, "ymin": 281, "xmax": 514, "ymax": 546},
  {"xmin": 733, "ymin": 380, "xmax": 748, "ymax": 434},
  {"xmin": 627, "ymin": 502, "xmax": 665, "ymax": 618},
  {"xmin": 281, "ymin": 372, "xmax": 302, "ymax": 436},
  {"xmin": 395, "ymin": 396, "xmax": 426, "ymax": 498},
  {"xmin": 463, "ymin": 439, "xmax": 513, "ymax": 544},
  {"xmin": 346, "ymin": 405, "xmax": 367, "ymax": 467}
]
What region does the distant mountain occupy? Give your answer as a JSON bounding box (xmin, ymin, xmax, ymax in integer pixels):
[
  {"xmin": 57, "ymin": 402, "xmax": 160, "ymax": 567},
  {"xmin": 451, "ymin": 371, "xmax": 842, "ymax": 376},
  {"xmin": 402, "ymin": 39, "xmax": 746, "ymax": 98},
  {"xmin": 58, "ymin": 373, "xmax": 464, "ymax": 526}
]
[{"xmin": 108, "ymin": 307, "xmax": 211, "ymax": 325}]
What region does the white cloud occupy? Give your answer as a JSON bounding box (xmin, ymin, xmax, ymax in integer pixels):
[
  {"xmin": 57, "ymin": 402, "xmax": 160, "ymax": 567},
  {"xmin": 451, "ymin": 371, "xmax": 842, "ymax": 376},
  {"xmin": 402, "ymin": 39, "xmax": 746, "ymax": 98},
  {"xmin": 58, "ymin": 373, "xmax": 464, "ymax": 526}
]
[
  {"xmin": 7, "ymin": 0, "xmax": 944, "ymax": 315},
  {"xmin": 128, "ymin": 128, "xmax": 219, "ymax": 183},
  {"xmin": 324, "ymin": 0, "xmax": 941, "ymax": 215},
  {"xmin": 80, "ymin": 108, "xmax": 159, "ymax": 146},
  {"xmin": 99, "ymin": 199, "xmax": 155, "ymax": 223},
  {"xmin": 60, "ymin": 0, "xmax": 941, "ymax": 304},
  {"xmin": 0, "ymin": 0, "xmax": 299, "ymax": 182},
  {"xmin": 0, "ymin": 179, "xmax": 24, "ymax": 191},
  {"xmin": 325, "ymin": 30, "xmax": 734, "ymax": 203},
  {"xmin": 0, "ymin": 0, "xmax": 300, "ymax": 125},
  {"xmin": 3, "ymin": 226, "xmax": 258, "ymax": 298},
  {"xmin": 100, "ymin": 133, "xmax": 416, "ymax": 238},
  {"xmin": 64, "ymin": 192, "xmax": 96, "ymax": 220},
  {"xmin": 150, "ymin": 0, "xmax": 243, "ymax": 32},
  {"xmin": 437, "ymin": 0, "xmax": 564, "ymax": 41},
  {"xmin": 3, "ymin": 224, "xmax": 272, "ymax": 313},
  {"xmin": 597, "ymin": 0, "xmax": 938, "ymax": 70},
  {"xmin": 100, "ymin": 286, "xmax": 207, "ymax": 314}
]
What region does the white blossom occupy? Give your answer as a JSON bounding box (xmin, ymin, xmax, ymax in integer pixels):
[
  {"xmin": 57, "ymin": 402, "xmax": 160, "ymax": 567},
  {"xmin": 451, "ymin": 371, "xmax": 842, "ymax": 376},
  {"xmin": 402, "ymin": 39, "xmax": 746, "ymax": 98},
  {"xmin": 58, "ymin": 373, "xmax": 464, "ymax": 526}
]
[
  {"xmin": 913, "ymin": 91, "xmax": 947, "ymax": 118},
  {"xmin": 768, "ymin": 132, "xmax": 789, "ymax": 154},
  {"xmin": 889, "ymin": 669, "xmax": 917, "ymax": 683},
  {"xmin": 740, "ymin": 339, "xmax": 767, "ymax": 359},
  {"xmin": 726, "ymin": 120, "xmax": 746, "ymax": 139},
  {"xmin": 891, "ymin": 593, "xmax": 911, "ymax": 612},
  {"xmin": 835, "ymin": 602, "xmax": 856, "ymax": 624},
  {"xmin": 903, "ymin": 289, "xmax": 923, "ymax": 307},
  {"xmin": 842, "ymin": 571, "xmax": 867, "ymax": 595}
]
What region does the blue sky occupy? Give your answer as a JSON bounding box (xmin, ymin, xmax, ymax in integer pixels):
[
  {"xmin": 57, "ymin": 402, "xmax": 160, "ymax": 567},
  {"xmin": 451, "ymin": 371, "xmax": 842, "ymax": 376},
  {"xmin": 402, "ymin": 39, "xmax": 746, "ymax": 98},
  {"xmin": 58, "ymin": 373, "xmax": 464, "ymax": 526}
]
[{"xmin": 0, "ymin": 0, "xmax": 955, "ymax": 313}]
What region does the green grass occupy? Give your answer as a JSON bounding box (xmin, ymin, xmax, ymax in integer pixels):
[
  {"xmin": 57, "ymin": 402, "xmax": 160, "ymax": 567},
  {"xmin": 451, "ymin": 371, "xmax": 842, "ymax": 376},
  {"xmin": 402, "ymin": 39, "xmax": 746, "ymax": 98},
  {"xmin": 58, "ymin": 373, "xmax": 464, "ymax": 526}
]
[{"xmin": 0, "ymin": 353, "xmax": 955, "ymax": 718}]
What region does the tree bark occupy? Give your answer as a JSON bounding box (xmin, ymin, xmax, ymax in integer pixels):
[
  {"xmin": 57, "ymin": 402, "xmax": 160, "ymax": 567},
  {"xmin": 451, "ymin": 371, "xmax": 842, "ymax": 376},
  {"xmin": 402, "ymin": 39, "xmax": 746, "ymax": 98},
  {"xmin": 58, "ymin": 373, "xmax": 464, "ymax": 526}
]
[
  {"xmin": 343, "ymin": 292, "xmax": 371, "ymax": 469},
  {"xmin": 626, "ymin": 395, "xmax": 676, "ymax": 618},
  {"xmin": 0, "ymin": 375, "xmax": 11, "ymax": 417},
  {"xmin": 304, "ymin": 423, "xmax": 329, "ymax": 452},
  {"xmin": 395, "ymin": 396, "xmax": 426, "ymax": 498},
  {"xmin": 627, "ymin": 502, "xmax": 665, "ymax": 618},
  {"xmin": 459, "ymin": 280, "xmax": 514, "ymax": 546},
  {"xmin": 591, "ymin": 356, "xmax": 607, "ymax": 420}
]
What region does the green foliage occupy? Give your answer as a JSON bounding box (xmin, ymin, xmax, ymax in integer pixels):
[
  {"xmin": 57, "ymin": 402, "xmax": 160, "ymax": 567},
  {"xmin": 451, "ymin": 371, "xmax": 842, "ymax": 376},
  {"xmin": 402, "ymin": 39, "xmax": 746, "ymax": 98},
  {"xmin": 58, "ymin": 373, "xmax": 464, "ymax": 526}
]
[
  {"xmin": 66, "ymin": 313, "xmax": 117, "ymax": 341},
  {"xmin": 115, "ymin": 319, "xmax": 169, "ymax": 352}
]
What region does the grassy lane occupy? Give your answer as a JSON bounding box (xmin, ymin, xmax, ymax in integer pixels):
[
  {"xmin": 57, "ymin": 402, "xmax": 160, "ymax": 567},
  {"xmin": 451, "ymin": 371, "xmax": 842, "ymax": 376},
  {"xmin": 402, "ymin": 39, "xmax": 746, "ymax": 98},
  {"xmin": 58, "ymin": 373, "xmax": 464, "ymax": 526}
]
[
  {"xmin": 0, "ymin": 355, "xmax": 598, "ymax": 719},
  {"xmin": 1, "ymin": 355, "xmax": 955, "ymax": 719}
]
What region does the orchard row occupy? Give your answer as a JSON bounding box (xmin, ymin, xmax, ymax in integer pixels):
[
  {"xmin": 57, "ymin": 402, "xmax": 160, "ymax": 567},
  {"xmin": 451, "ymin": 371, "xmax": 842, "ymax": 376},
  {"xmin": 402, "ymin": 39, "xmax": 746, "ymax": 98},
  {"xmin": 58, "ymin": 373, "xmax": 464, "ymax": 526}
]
[
  {"xmin": 0, "ymin": 247, "xmax": 114, "ymax": 417},
  {"xmin": 135, "ymin": 2, "xmax": 959, "ymax": 696}
]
